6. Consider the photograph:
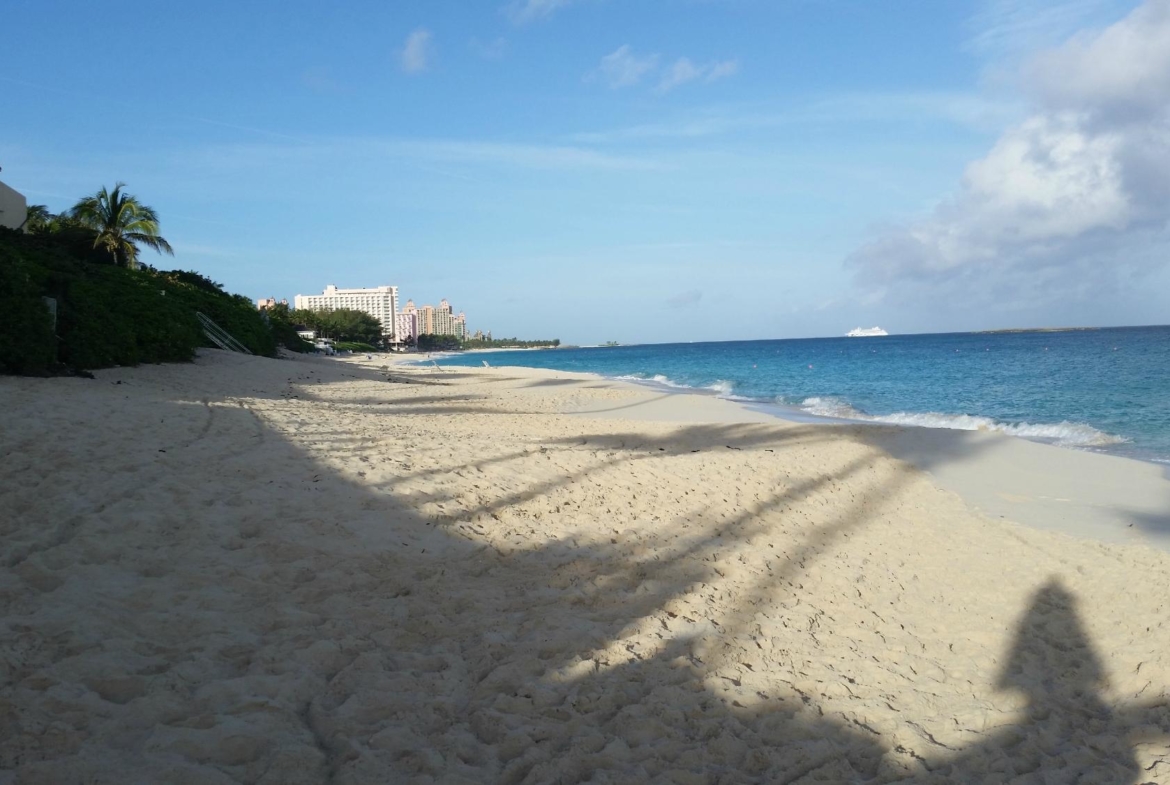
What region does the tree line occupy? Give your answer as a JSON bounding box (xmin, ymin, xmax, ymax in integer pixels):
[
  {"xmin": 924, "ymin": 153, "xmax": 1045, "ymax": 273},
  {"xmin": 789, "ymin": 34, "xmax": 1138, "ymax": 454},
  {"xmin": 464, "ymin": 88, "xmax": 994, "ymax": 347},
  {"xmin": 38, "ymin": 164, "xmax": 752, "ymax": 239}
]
[
  {"xmin": 263, "ymin": 303, "xmax": 383, "ymax": 348},
  {"xmin": 459, "ymin": 337, "xmax": 560, "ymax": 350},
  {"xmin": 415, "ymin": 335, "xmax": 560, "ymax": 352}
]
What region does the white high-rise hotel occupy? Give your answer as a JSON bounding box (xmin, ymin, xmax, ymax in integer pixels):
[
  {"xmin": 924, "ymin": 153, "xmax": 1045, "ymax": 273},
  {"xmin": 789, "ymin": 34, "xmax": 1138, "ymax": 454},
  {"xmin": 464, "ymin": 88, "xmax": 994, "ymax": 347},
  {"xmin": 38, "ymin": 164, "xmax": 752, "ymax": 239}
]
[{"xmin": 293, "ymin": 285, "xmax": 399, "ymax": 339}]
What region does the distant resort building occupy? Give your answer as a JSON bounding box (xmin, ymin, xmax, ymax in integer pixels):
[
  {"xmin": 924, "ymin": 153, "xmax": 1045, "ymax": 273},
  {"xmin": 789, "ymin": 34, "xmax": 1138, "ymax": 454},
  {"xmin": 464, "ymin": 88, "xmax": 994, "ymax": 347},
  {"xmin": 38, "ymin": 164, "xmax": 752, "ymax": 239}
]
[
  {"xmin": 402, "ymin": 298, "xmax": 467, "ymax": 339},
  {"xmin": 396, "ymin": 310, "xmax": 419, "ymax": 343},
  {"xmin": 255, "ymin": 297, "xmax": 288, "ymax": 311},
  {"xmin": 0, "ymin": 179, "xmax": 28, "ymax": 231},
  {"xmin": 294, "ymin": 284, "xmax": 399, "ymax": 340},
  {"xmin": 282, "ymin": 286, "xmax": 470, "ymax": 347}
]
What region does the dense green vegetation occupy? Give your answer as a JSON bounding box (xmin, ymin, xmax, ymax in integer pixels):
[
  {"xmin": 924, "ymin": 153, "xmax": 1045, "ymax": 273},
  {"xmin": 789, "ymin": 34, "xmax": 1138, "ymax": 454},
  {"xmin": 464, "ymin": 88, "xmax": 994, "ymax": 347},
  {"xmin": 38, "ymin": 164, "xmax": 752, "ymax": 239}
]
[
  {"xmin": 416, "ymin": 334, "xmax": 463, "ymax": 352},
  {"xmin": 263, "ymin": 303, "xmax": 316, "ymax": 353},
  {"xmin": 459, "ymin": 337, "xmax": 560, "ymax": 350},
  {"xmin": 262, "ymin": 303, "xmax": 384, "ymax": 352},
  {"xmin": 292, "ymin": 308, "xmax": 382, "ymax": 344},
  {"xmin": 413, "ymin": 334, "xmax": 560, "ymax": 352},
  {"xmin": 333, "ymin": 341, "xmax": 380, "ymax": 353},
  {"xmin": 0, "ymin": 227, "xmax": 276, "ymax": 374},
  {"xmin": 0, "ymin": 237, "xmax": 57, "ymax": 374}
]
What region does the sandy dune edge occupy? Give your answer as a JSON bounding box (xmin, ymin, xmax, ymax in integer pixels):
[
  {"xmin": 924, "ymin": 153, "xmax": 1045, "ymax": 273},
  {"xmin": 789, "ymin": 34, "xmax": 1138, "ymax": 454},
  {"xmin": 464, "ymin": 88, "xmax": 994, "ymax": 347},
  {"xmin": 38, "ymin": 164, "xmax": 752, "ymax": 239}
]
[{"xmin": 2, "ymin": 350, "xmax": 1168, "ymax": 783}]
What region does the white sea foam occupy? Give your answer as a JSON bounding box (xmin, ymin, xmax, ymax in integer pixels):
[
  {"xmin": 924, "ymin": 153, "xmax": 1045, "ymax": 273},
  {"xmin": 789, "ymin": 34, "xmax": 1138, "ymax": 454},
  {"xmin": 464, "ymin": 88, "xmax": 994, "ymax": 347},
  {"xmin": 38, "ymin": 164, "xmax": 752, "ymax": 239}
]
[
  {"xmin": 799, "ymin": 397, "xmax": 1127, "ymax": 448},
  {"xmin": 705, "ymin": 380, "xmax": 735, "ymax": 396},
  {"xmin": 615, "ymin": 373, "xmax": 737, "ymax": 396}
]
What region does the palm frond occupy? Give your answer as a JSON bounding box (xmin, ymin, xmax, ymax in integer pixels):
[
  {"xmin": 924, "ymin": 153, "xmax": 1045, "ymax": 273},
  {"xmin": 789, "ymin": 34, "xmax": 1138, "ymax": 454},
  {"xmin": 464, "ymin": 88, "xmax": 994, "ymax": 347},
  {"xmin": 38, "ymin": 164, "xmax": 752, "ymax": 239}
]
[{"xmin": 126, "ymin": 232, "xmax": 175, "ymax": 256}]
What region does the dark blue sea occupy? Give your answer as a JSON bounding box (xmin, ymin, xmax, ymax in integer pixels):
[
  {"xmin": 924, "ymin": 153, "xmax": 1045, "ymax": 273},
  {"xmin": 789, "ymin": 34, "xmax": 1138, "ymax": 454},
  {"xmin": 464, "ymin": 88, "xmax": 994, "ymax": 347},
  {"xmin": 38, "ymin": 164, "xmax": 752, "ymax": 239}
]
[{"xmin": 432, "ymin": 327, "xmax": 1170, "ymax": 463}]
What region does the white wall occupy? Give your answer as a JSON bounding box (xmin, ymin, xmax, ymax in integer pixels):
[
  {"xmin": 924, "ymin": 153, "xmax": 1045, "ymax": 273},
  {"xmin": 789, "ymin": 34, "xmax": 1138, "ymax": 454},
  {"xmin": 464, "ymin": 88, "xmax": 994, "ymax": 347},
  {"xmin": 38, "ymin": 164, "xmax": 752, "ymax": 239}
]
[{"xmin": 0, "ymin": 180, "xmax": 28, "ymax": 231}]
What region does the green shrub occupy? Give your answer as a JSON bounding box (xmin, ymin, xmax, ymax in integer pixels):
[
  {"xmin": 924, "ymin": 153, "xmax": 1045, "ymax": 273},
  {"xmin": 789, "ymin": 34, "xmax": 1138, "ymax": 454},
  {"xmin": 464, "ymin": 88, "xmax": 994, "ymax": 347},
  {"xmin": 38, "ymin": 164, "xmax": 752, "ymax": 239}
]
[
  {"xmin": 57, "ymin": 267, "xmax": 202, "ymax": 368},
  {"xmin": 0, "ymin": 228, "xmax": 277, "ymax": 374},
  {"xmin": 158, "ymin": 284, "xmax": 276, "ymax": 357},
  {"xmin": 0, "ymin": 249, "xmax": 56, "ymax": 374},
  {"xmin": 333, "ymin": 341, "xmax": 379, "ymax": 353},
  {"xmin": 263, "ymin": 302, "xmax": 315, "ymax": 352},
  {"xmin": 268, "ymin": 320, "xmax": 315, "ymax": 352}
]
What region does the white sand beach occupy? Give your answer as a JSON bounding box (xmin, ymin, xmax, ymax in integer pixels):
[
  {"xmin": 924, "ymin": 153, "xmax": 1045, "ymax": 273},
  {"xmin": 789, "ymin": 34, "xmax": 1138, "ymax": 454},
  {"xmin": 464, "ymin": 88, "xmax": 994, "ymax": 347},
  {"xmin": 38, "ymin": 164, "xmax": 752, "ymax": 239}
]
[{"xmin": 2, "ymin": 350, "xmax": 1169, "ymax": 783}]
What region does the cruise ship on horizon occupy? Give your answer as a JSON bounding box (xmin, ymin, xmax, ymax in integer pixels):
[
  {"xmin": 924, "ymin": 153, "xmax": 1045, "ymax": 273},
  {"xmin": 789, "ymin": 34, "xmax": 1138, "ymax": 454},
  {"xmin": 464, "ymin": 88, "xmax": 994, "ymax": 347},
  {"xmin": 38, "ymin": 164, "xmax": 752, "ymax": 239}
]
[{"xmin": 846, "ymin": 326, "xmax": 889, "ymax": 337}]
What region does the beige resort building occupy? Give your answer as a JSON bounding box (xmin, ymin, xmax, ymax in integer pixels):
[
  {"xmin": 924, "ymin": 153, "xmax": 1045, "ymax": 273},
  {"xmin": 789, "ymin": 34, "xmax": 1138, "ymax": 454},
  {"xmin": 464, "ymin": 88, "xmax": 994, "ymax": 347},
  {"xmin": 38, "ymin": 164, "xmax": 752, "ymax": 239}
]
[
  {"xmin": 293, "ymin": 285, "xmax": 399, "ymax": 341},
  {"xmin": 402, "ymin": 298, "xmax": 467, "ymax": 339}
]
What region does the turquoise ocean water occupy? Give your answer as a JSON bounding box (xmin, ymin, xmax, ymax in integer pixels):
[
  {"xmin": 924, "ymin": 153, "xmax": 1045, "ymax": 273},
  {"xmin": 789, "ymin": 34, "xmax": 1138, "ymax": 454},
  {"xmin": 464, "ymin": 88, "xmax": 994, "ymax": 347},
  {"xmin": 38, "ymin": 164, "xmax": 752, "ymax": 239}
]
[{"xmin": 431, "ymin": 327, "xmax": 1170, "ymax": 463}]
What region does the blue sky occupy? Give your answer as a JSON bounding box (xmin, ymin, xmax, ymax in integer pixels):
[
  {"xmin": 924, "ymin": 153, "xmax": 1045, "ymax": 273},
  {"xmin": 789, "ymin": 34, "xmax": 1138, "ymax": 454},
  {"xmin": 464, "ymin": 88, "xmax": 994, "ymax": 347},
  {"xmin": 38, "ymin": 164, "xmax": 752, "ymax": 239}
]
[{"xmin": 3, "ymin": 0, "xmax": 1167, "ymax": 343}]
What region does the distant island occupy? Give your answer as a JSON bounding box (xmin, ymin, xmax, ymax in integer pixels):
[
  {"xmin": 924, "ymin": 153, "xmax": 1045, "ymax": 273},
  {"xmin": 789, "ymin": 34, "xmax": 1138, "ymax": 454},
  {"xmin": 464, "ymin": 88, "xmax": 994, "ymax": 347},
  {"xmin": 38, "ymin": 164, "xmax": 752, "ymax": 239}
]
[
  {"xmin": 417, "ymin": 334, "xmax": 560, "ymax": 352},
  {"xmin": 976, "ymin": 327, "xmax": 1101, "ymax": 334}
]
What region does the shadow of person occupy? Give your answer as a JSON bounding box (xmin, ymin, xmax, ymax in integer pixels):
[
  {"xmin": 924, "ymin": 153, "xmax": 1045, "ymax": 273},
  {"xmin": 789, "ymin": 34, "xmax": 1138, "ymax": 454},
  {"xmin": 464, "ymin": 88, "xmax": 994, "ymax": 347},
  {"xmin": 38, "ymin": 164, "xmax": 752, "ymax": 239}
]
[{"xmin": 921, "ymin": 579, "xmax": 1143, "ymax": 784}]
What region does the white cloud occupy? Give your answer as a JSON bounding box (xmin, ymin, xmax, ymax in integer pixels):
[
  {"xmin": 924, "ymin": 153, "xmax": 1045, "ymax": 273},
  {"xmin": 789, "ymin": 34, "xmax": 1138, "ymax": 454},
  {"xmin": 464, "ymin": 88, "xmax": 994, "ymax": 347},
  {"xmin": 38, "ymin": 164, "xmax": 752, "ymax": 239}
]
[
  {"xmin": 658, "ymin": 58, "xmax": 704, "ymax": 92},
  {"xmin": 401, "ymin": 28, "xmax": 433, "ymax": 74},
  {"xmin": 1024, "ymin": 0, "xmax": 1170, "ymax": 122},
  {"xmin": 657, "ymin": 58, "xmax": 739, "ymax": 92},
  {"xmin": 591, "ymin": 49, "xmax": 737, "ymax": 92},
  {"xmin": 471, "ymin": 36, "xmax": 508, "ymax": 60},
  {"xmin": 506, "ymin": 0, "xmax": 575, "ymax": 23},
  {"xmin": 591, "ymin": 45, "xmax": 659, "ymax": 89},
  {"xmin": 705, "ymin": 59, "xmax": 739, "ymax": 83},
  {"xmin": 847, "ymin": 0, "xmax": 1170, "ymax": 306}
]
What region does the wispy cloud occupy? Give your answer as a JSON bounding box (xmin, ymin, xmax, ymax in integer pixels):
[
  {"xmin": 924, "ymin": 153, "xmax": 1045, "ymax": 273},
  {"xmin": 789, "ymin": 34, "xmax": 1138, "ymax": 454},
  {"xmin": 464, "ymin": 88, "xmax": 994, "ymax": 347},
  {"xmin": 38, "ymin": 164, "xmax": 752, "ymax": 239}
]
[
  {"xmin": 658, "ymin": 57, "xmax": 739, "ymax": 92},
  {"xmin": 301, "ymin": 67, "xmax": 349, "ymax": 95},
  {"xmin": 570, "ymin": 91, "xmax": 1021, "ymax": 144},
  {"xmin": 590, "ymin": 45, "xmax": 659, "ymax": 89},
  {"xmin": 401, "ymin": 28, "xmax": 433, "ymax": 74},
  {"xmin": 658, "ymin": 59, "xmax": 704, "ymax": 92},
  {"xmin": 966, "ymin": 0, "xmax": 1132, "ymax": 57},
  {"xmin": 590, "ymin": 47, "xmax": 738, "ymax": 92},
  {"xmin": 570, "ymin": 113, "xmax": 740, "ymax": 144},
  {"xmin": 194, "ymin": 136, "xmax": 667, "ymax": 174},
  {"xmin": 707, "ymin": 60, "xmax": 740, "ymax": 81},
  {"xmin": 471, "ymin": 36, "xmax": 508, "ymax": 60},
  {"xmin": 191, "ymin": 117, "xmax": 307, "ymax": 142},
  {"xmin": 387, "ymin": 138, "xmax": 666, "ymax": 171},
  {"xmin": 505, "ymin": 0, "xmax": 576, "ymax": 23}
]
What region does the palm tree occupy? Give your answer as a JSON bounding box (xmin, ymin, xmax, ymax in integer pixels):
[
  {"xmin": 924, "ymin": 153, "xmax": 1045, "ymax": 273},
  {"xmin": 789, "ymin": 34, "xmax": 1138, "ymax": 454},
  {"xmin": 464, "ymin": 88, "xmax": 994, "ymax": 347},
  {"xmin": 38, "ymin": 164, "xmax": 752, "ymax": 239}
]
[
  {"xmin": 69, "ymin": 183, "xmax": 173, "ymax": 269},
  {"xmin": 20, "ymin": 204, "xmax": 53, "ymax": 232}
]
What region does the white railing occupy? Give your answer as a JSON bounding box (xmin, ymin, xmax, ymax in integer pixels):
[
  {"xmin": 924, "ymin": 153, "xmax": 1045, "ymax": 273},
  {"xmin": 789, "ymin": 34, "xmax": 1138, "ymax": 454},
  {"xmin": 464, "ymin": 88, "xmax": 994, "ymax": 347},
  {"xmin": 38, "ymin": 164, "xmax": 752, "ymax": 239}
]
[{"xmin": 196, "ymin": 312, "xmax": 253, "ymax": 355}]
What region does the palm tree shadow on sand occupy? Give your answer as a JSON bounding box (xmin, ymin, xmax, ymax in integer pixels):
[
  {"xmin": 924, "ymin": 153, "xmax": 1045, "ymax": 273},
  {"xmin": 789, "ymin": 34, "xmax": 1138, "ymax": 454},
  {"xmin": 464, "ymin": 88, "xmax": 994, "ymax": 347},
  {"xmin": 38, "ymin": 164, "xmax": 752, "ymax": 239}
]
[
  {"xmin": 474, "ymin": 573, "xmax": 1169, "ymax": 783},
  {"xmin": 245, "ymin": 363, "xmax": 1170, "ymax": 782},
  {"xmin": 6, "ymin": 355, "xmax": 1169, "ymax": 783}
]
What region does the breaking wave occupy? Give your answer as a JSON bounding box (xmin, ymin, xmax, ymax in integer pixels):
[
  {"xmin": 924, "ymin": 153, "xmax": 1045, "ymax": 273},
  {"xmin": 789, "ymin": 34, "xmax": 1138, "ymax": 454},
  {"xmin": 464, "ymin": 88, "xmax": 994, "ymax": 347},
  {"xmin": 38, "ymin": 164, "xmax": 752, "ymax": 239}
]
[
  {"xmin": 615, "ymin": 373, "xmax": 738, "ymax": 398},
  {"xmin": 608, "ymin": 378, "xmax": 1127, "ymax": 450},
  {"xmin": 704, "ymin": 380, "xmax": 735, "ymax": 396},
  {"xmin": 799, "ymin": 397, "xmax": 1127, "ymax": 448}
]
